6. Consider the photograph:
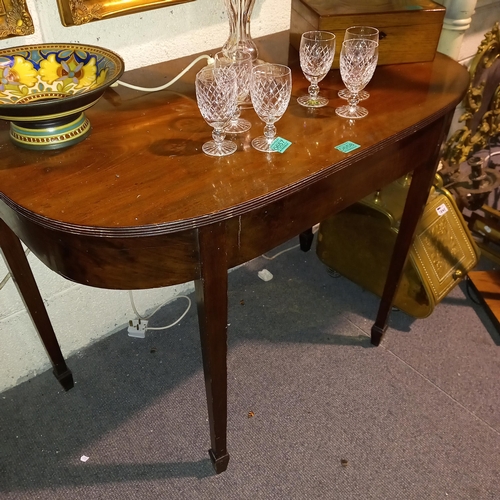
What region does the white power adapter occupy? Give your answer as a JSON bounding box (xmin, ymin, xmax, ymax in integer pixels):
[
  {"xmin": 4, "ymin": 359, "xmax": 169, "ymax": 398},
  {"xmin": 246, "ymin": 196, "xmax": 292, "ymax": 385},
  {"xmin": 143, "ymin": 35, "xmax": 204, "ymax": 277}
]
[
  {"xmin": 127, "ymin": 319, "xmax": 148, "ymax": 339},
  {"xmin": 258, "ymin": 269, "xmax": 273, "ymax": 282}
]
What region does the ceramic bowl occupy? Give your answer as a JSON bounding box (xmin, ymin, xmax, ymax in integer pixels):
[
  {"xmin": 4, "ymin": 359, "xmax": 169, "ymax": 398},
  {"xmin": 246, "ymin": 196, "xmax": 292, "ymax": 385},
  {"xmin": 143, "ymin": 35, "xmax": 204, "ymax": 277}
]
[{"xmin": 0, "ymin": 43, "xmax": 125, "ymax": 150}]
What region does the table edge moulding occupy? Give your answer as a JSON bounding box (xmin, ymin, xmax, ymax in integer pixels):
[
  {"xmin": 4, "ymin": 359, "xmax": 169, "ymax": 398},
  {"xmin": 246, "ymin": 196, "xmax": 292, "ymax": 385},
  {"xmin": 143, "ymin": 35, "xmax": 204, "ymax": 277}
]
[{"xmin": 0, "ymin": 31, "xmax": 469, "ymax": 473}]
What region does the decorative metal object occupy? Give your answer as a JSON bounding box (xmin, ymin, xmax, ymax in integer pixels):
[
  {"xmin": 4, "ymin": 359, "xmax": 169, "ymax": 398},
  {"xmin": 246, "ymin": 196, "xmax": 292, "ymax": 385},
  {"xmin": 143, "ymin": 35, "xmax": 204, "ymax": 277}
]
[
  {"xmin": 0, "ymin": 0, "xmax": 34, "ymax": 40},
  {"xmin": 56, "ymin": 0, "xmax": 195, "ymax": 27},
  {"xmin": 316, "ymin": 176, "xmax": 480, "ymax": 318},
  {"xmin": 222, "ymin": 0, "xmax": 258, "ymax": 62},
  {"xmin": 442, "ymin": 22, "xmax": 500, "ymax": 165},
  {"xmin": 0, "ymin": 43, "xmax": 125, "ymax": 150},
  {"xmin": 439, "ymin": 154, "xmax": 500, "ymax": 211}
]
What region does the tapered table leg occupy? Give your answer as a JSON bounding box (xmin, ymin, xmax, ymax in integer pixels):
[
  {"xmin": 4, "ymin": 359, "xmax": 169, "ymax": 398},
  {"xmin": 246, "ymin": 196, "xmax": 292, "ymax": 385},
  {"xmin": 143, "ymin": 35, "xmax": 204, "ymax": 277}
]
[
  {"xmin": 299, "ymin": 228, "xmax": 314, "ymax": 252},
  {"xmin": 195, "ymin": 222, "xmax": 230, "ymax": 473},
  {"xmin": 371, "ymin": 115, "xmax": 451, "ymax": 345},
  {"xmin": 0, "ymin": 219, "xmax": 73, "ymax": 390}
]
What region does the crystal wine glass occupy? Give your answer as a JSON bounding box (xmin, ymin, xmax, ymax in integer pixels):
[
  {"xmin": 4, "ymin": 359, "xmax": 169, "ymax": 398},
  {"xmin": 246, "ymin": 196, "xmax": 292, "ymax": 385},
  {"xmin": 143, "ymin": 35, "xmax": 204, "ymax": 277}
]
[
  {"xmin": 195, "ymin": 65, "xmax": 238, "ymax": 156},
  {"xmin": 250, "ymin": 63, "xmax": 292, "ymax": 153},
  {"xmin": 297, "ymin": 30, "xmax": 336, "ymax": 108},
  {"xmin": 335, "ymin": 39, "xmax": 379, "ymax": 120},
  {"xmin": 214, "ymin": 50, "xmax": 253, "ymax": 133},
  {"xmin": 338, "ymin": 26, "xmax": 379, "ymax": 101}
]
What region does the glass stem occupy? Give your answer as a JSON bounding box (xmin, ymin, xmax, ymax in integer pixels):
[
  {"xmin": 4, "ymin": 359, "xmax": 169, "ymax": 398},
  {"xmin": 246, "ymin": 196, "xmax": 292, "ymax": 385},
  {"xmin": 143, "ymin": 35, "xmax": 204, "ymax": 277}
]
[
  {"xmin": 347, "ymin": 92, "xmax": 360, "ymax": 110},
  {"xmin": 212, "ymin": 127, "xmax": 226, "ymax": 152},
  {"xmin": 264, "ymin": 123, "xmax": 276, "ymax": 145},
  {"xmin": 230, "ymin": 105, "xmax": 241, "ymax": 126},
  {"xmin": 308, "ymin": 82, "xmax": 320, "ymax": 100}
]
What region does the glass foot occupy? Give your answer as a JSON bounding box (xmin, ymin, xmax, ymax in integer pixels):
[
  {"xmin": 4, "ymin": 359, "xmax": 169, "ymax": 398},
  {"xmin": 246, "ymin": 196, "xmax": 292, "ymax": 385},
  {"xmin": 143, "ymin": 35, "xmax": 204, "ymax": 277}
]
[
  {"xmin": 338, "ymin": 89, "xmax": 369, "ymax": 101},
  {"xmin": 202, "ymin": 140, "xmax": 237, "ymax": 156},
  {"xmin": 297, "ymin": 95, "xmax": 329, "ymax": 108},
  {"xmin": 225, "ymin": 118, "xmax": 251, "ymax": 134},
  {"xmin": 251, "ymin": 136, "xmax": 276, "ymax": 153},
  {"xmin": 335, "ymin": 104, "xmax": 368, "ymax": 119}
]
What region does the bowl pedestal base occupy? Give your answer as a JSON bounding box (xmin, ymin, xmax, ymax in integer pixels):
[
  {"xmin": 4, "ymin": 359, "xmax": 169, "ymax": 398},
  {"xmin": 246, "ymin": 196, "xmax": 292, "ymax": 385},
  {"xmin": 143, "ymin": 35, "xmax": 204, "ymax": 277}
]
[{"xmin": 10, "ymin": 113, "xmax": 92, "ymax": 151}]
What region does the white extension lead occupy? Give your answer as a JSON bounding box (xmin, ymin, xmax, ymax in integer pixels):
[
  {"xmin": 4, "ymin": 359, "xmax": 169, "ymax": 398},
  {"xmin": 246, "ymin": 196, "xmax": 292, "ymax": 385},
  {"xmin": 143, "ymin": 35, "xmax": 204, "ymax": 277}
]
[{"xmin": 114, "ymin": 54, "xmax": 214, "ymax": 93}]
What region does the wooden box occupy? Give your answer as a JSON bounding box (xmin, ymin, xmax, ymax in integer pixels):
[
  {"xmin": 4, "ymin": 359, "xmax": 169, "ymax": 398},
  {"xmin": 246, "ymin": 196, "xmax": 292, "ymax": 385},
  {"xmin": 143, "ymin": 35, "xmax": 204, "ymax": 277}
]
[{"xmin": 290, "ymin": 0, "xmax": 446, "ymax": 67}]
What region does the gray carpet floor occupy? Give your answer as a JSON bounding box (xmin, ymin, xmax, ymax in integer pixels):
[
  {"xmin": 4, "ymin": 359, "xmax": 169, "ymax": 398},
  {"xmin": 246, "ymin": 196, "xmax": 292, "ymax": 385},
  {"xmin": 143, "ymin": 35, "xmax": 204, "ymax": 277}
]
[{"xmin": 1, "ymin": 237, "xmax": 500, "ymax": 499}]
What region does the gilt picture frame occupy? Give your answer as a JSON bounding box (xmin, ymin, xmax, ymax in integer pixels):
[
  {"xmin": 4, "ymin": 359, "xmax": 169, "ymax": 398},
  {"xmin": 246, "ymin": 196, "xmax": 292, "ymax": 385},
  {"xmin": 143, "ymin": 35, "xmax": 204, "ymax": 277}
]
[
  {"xmin": 0, "ymin": 0, "xmax": 35, "ymax": 40},
  {"xmin": 56, "ymin": 0, "xmax": 196, "ymax": 27}
]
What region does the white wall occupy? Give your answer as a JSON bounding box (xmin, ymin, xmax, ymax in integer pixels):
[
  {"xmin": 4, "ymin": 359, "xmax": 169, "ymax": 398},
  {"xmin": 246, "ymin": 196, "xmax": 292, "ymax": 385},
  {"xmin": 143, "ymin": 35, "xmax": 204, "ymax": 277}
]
[{"xmin": 0, "ymin": 0, "xmax": 291, "ymax": 393}]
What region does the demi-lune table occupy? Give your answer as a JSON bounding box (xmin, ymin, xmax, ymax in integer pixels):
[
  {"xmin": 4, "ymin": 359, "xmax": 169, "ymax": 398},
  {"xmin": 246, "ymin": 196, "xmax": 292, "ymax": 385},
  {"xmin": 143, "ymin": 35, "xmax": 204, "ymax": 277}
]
[{"xmin": 0, "ymin": 31, "xmax": 469, "ymax": 473}]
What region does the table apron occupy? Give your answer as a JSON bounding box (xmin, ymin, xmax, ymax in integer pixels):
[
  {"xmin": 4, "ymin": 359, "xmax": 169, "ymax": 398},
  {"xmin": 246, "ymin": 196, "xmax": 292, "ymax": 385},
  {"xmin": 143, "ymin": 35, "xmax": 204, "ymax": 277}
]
[{"xmin": 0, "ymin": 117, "xmax": 443, "ymax": 290}]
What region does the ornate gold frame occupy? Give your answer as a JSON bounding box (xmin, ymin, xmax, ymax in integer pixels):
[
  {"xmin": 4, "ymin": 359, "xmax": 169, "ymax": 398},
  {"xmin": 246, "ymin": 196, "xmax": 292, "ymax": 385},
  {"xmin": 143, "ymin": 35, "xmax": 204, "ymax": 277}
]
[
  {"xmin": 56, "ymin": 0, "xmax": 196, "ymax": 27},
  {"xmin": 0, "ymin": 0, "xmax": 34, "ymax": 39},
  {"xmin": 442, "ymin": 22, "xmax": 500, "ymax": 165}
]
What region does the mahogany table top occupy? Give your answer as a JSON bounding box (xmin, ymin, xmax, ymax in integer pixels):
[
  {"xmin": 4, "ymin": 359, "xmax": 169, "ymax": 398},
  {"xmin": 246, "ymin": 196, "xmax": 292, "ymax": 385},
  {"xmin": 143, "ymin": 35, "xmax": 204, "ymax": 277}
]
[{"xmin": 0, "ymin": 31, "xmax": 468, "ymax": 239}]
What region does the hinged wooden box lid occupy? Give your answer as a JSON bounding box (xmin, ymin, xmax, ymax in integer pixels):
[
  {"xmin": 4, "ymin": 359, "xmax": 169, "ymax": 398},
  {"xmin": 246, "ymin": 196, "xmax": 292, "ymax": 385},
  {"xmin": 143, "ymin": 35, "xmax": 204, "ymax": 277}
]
[{"xmin": 291, "ymin": 0, "xmax": 446, "ymax": 67}]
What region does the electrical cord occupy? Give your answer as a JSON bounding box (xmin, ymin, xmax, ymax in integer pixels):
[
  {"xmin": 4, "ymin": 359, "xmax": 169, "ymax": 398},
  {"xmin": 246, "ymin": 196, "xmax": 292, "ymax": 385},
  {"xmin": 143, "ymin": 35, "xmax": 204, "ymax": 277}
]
[
  {"xmin": 128, "ymin": 290, "xmax": 192, "ymax": 331},
  {"xmin": 115, "ymin": 54, "xmax": 214, "ymax": 92},
  {"xmin": 262, "ymin": 225, "xmax": 320, "ymax": 260},
  {"xmin": 146, "ymin": 296, "xmax": 191, "ymax": 331},
  {"xmin": 0, "ymin": 248, "xmax": 189, "ymax": 333},
  {"xmin": 127, "ymin": 230, "xmax": 316, "ymax": 333},
  {"xmin": 261, "ymin": 244, "xmax": 300, "ymax": 260},
  {"xmin": 127, "ymin": 227, "xmax": 321, "ymax": 334}
]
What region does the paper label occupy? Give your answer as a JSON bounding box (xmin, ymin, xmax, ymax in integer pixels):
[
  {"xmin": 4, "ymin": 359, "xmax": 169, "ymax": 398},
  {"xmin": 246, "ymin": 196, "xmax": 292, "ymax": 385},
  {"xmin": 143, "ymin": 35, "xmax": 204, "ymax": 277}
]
[
  {"xmin": 436, "ymin": 203, "xmax": 448, "ymax": 216},
  {"xmin": 270, "ymin": 137, "xmax": 292, "ymax": 153},
  {"xmin": 335, "ymin": 141, "xmax": 361, "ymax": 153}
]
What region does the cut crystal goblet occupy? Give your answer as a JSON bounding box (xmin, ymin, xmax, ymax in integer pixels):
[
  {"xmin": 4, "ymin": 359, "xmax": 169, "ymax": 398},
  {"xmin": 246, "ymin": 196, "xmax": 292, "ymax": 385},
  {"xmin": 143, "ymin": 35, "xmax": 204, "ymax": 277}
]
[
  {"xmin": 335, "ymin": 39, "xmax": 379, "ymax": 119},
  {"xmin": 215, "ymin": 50, "xmax": 253, "ymax": 134},
  {"xmin": 338, "ymin": 26, "xmax": 379, "ymax": 102},
  {"xmin": 297, "ymin": 31, "xmax": 336, "ymax": 108},
  {"xmin": 195, "ymin": 65, "xmax": 238, "ymax": 156},
  {"xmin": 250, "ymin": 63, "xmax": 292, "ymax": 153}
]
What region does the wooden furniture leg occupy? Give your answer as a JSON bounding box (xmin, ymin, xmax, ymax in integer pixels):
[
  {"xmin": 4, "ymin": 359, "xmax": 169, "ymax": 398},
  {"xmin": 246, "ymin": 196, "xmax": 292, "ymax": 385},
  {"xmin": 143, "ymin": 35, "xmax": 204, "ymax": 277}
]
[
  {"xmin": 299, "ymin": 228, "xmax": 314, "ymax": 252},
  {"xmin": 466, "ymin": 271, "xmax": 500, "ymax": 333},
  {"xmin": 371, "ymin": 116, "xmax": 451, "ymax": 346},
  {"xmin": 0, "ymin": 219, "xmax": 73, "ymax": 390},
  {"xmin": 195, "ymin": 222, "xmax": 230, "ymax": 473}
]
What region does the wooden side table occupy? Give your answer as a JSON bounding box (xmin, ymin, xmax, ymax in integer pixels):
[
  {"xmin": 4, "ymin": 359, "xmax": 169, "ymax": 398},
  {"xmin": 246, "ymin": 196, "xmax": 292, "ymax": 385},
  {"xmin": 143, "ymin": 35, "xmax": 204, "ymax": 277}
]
[{"xmin": 0, "ymin": 32, "xmax": 469, "ymax": 472}]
